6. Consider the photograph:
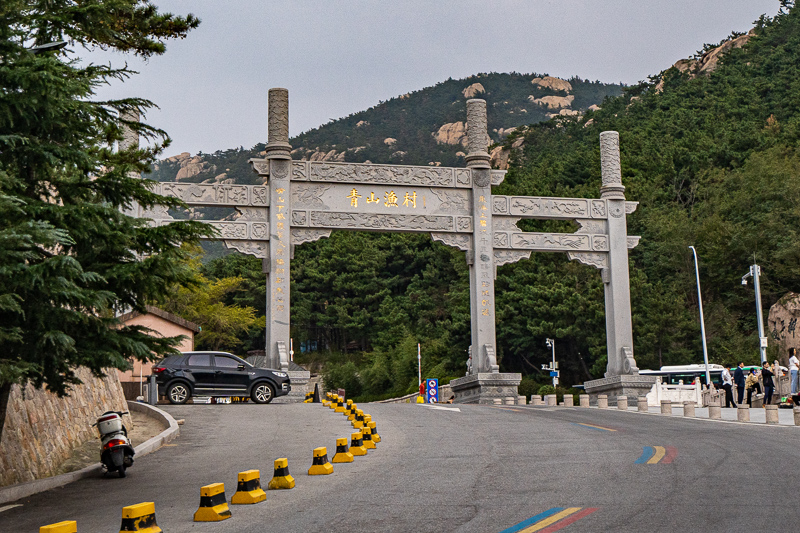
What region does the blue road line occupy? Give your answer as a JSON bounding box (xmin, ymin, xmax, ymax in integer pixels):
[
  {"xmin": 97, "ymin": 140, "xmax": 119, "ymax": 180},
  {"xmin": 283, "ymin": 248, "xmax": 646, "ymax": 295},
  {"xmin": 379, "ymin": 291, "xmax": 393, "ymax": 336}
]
[
  {"xmin": 635, "ymin": 446, "xmax": 655, "ymax": 464},
  {"xmin": 498, "ymin": 507, "xmax": 565, "ymax": 533}
]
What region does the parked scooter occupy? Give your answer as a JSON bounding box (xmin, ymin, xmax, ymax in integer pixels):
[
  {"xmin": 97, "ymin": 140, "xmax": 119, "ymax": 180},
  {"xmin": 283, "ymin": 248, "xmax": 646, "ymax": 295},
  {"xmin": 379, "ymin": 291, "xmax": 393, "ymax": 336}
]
[{"xmin": 94, "ymin": 411, "xmax": 135, "ymax": 477}]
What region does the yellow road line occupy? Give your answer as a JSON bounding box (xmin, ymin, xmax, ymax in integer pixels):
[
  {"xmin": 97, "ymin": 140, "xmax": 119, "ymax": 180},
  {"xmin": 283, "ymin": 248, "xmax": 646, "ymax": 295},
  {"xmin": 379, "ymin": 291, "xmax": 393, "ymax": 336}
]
[
  {"xmin": 647, "ymin": 446, "xmax": 666, "ymax": 464},
  {"xmin": 518, "ymin": 507, "xmax": 582, "ymax": 533},
  {"xmin": 574, "ymin": 422, "xmax": 617, "ymax": 432}
]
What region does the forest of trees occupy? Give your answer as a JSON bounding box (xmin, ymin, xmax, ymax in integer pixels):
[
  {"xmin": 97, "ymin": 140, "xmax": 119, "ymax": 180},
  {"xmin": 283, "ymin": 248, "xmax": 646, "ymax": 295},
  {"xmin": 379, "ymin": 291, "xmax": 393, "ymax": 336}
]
[{"xmin": 163, "ymin": 3, "xmax": 800, "ymax": 401}]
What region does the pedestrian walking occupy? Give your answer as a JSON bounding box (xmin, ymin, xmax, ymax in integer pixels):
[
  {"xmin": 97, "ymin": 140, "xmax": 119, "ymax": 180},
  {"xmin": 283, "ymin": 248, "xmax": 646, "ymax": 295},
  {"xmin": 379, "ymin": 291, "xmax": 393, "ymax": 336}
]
[
  {"xmin": 762, "ymin": 361, "xmax": 775, "ymax": 405},
  {"xmin": 734, "ymin": 362, "xmax": 746, "ymax": 405},
  {"xmin": 721, "ymin": 365, "xmax": 736, "ymax": 408},
  {"xmin": 790, "ymin": 348, "xmax": 799, "ymax": 395}
]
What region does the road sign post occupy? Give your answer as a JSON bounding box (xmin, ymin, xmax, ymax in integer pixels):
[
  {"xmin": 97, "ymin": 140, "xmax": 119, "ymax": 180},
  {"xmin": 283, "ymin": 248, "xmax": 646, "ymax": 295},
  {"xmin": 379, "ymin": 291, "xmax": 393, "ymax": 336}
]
[{"xmin": 426, "ymin": 379, "xmax": 439, "ymax": 404}]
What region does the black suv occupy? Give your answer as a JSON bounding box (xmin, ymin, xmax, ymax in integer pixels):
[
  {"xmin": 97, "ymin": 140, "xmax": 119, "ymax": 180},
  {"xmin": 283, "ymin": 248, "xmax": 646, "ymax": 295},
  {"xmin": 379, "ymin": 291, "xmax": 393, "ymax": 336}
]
[{"xmin": 153, "ymin": 351, "xmax": 291, "ymax": 404}]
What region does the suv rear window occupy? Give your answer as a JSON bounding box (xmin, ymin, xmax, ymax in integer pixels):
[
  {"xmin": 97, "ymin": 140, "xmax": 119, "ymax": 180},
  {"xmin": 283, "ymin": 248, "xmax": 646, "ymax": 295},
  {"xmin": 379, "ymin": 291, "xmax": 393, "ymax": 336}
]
[
  {"xmin": 187, "ymin": 353, "xmax": 212, "ymax": 367},
  {"xmin": 214, "ymin": 355, "xmax": 241, "ymax": 369}
]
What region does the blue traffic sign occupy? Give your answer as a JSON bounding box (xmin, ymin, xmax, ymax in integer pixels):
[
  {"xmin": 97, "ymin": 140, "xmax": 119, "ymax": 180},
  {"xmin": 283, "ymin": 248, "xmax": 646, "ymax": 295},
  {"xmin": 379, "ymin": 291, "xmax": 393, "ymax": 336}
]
[
  {"xmin": 549, "ymin": 371, "xmax": 559, "ymax": 377},
  {"xmin": 426, "ymin": 378, "xmax": 439, "ymax": 403}
]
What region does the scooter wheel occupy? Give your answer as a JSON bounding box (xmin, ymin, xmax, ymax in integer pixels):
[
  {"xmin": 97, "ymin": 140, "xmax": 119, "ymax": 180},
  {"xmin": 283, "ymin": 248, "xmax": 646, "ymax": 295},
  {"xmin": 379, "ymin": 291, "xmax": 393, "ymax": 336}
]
[{"xmin": 118, "ymin": 465, "xmax": 126, "ymax": 478}]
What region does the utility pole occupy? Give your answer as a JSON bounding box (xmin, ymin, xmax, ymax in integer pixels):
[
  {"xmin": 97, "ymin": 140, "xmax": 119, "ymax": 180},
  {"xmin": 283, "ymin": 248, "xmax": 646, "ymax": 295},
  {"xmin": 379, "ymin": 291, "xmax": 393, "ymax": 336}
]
[
  {"xmin": 689, "ymin": 246, "xmax": 711, "ymax": 386},
  {"xmin": 742, "ymin": 264, "xmax": 767, "ymax": 364}
]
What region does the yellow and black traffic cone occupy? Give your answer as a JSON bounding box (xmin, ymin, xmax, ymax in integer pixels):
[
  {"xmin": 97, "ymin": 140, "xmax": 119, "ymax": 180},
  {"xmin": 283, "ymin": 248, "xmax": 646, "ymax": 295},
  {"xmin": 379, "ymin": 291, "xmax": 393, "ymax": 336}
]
[
  {"xmin": 368, "ymin": 421, "xmax": 381, "ymax": 443},
  {"xmin": 308, "ymin": 447, "xmax": 334, "ymax": 475},
  {"xmin": 349, "ymin": 431, "xmax": 367, "ymax": 456},
  {"xmin": 267, "ymin": 458, "xmax": 295, "ymax": 489},
  {"xmin": 331, "ymin": 437, "xmax": 354, "ymax": 463},
  {"xmin": 231, "ymin": 470, "xmax": 266, "ymax": 504},
  {"xmin": 193, "ymin": 483, "xmax": 231, "ymax": 522}
]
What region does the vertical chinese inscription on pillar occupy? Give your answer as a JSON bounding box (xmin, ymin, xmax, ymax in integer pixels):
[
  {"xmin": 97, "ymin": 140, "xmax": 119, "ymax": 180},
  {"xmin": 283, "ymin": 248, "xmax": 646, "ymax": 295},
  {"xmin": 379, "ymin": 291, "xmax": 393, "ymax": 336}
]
[
  {"xmin": 477, "ymin": 194, "xmax": 492, "ymax": 318},
  {"xmin": 271, "ymin": 161, "xmax": 290, "ymax": 320}
]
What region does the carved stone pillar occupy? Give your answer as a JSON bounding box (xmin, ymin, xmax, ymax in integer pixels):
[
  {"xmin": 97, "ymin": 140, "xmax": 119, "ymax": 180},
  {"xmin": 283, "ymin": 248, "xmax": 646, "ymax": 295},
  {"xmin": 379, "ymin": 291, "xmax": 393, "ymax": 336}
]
[
  {"xmin": 465, "ymin": 99, "xmax": 498, "ymax": 374},
  {"xmin": 599, "ymin": 131, "xmax": 638, "ymax": 377},
  {"xmin": 265, "ymin": 89, "xmax": 292, "ymax": 371}
]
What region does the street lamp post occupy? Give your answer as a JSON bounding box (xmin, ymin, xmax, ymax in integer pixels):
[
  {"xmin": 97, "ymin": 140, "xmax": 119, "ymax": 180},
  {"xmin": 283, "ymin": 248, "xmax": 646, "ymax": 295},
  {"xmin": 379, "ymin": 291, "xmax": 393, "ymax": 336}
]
[
  {"xmin": 689, "ymin": 246, "xmax": 711, "ymax": 386},
  {"xmin": 545, "ymin": 338, "xmax": 558, "ymax": 388},
  {"xmin": 742, "ymin": 264, "xmax": 767, "ymax": 364}
]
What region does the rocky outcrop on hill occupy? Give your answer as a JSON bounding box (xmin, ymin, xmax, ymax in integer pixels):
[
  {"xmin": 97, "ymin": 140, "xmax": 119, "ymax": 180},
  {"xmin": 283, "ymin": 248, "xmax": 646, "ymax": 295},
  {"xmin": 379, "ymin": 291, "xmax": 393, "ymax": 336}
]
[
  {"xmin": 462, "ymin": 83, "xmax": 486, "ymax": 98},
  {"xmin": 160, "ymin": 152, "xmax": 216, "ymax": 181},
  {"xmin": 433, "ymin": 122, "xmax": 467, "ymax": 146},
  {"xmin": 529, "ymin": 94, "xmax": 575, "ymax": 109},
  {"xmin": 655, "ymin": 30, "xmax": 755, "ymax": 92},
  {"xmin": 531, "ymin": 76, "xmax": 572, "ymax": 93},
  {"xmin": 384, "ymin": 137, "xmax": 397, "ymax": 146}
]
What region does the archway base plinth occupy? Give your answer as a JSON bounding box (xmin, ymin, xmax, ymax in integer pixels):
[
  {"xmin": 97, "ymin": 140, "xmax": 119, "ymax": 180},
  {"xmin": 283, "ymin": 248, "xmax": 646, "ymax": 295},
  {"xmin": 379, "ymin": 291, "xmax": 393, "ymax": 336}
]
[
  {"xmin": 450, "ymin": 373, "xmax": 522, "ymax": 405},
  {"xmin": 583, "ymin": 374, "xmax": 656, "ymax": 407}
]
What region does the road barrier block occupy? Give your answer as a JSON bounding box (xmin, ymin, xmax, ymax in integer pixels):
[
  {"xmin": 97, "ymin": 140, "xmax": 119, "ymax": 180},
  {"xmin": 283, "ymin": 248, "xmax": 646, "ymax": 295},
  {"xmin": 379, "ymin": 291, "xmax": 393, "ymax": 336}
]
[
  {"xmin": 119, "ymin": 502, "xmax": 161, "ymax": 532},
  {"xmin": 268, "ymin": 458, "xmax": 295, "ymax": 489},
  {"xmin": 349, "ymin": 432, "xmax": 368, "ymax": 456},
  {"xmin": 231, "ymin": 470, "xmax": 266, "ymax": 504},
  {"xmin": 193, "ymin": 484, "xmax": 231, "ymax": 522},
  {"xmin": 332, "ymin": 438, "xmax": 354, "ymax": 463},
  {"xmin": 362, "ymin": 426, "xmax": 376, "ymax": 450},
  {"xmin": 40, "ymin": 521, "xmax": 77, "ymax": 533},
  {"xmin": 304, "ymin": 391, "xmax": 314, "ymax": 403},
  {"xmin": 352, "ymin": 409, "xmax": 364, "ymax": 429},
  {"xmin": 367, "ymin": 421, "xmax": 381, "ymax": 444},
  {"xmin": 308, "ymin": 447, "xmax": 334, "ymax": 475},
  {"xmin": 328, "ymin": 394, "xmax": 339, "ymax": 409},
  {"xmin": 345, "ymin": 400, "xmax": 355, "ymax": 419},
  {"xmin": 334, "ymin": 397, "xmax": 346, "ymax": 413}
]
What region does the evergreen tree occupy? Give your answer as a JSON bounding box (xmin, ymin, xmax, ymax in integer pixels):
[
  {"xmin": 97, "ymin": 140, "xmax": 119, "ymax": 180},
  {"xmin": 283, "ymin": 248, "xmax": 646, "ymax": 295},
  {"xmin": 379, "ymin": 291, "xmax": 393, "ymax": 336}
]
[{"xmin": 0, "ymin": 1, "xmax": 208, "ymax": 441}]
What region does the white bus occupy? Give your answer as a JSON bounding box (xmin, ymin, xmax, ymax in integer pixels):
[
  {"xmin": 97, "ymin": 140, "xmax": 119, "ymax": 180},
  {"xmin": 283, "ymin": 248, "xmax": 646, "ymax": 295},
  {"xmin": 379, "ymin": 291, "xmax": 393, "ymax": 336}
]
[{"xmin": 639, "ymin": 364, "xmax": 726, "ymax": 386}]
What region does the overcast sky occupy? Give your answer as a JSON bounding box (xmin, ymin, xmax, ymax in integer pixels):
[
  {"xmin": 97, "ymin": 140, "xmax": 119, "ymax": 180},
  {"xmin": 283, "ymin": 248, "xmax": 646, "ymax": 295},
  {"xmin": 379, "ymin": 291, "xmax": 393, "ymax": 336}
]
[{"xmin": 85, "ymin": 0, "xmax": 781, "ymax": 157}]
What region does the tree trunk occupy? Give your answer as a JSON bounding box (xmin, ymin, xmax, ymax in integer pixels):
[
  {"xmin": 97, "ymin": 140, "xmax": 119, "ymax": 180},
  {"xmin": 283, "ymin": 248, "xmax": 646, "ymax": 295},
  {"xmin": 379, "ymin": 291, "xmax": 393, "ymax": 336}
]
[{"xmin": 0, "ymin": 382, "xmax": 12, "ymax": 445}]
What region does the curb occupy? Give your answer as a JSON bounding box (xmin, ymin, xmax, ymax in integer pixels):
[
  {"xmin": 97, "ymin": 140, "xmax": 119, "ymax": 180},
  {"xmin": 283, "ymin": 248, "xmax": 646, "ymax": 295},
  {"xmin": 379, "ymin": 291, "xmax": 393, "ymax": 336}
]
[{"xmin": 0, "ymin": 401, "xmax": 180, "ymax": 505}]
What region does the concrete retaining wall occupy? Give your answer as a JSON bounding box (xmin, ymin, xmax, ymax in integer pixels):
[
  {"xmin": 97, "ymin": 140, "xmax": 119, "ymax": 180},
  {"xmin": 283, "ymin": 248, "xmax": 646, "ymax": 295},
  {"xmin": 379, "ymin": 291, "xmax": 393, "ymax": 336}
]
[{"xmin": 0, "ymin": 368, "xmax": 130, "ymax": 487}]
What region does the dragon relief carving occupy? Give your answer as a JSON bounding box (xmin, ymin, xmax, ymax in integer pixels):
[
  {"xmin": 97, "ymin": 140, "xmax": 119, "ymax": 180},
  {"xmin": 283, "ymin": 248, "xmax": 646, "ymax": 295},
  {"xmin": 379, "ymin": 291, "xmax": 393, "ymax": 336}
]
[
  {"xmin": 431, "ymin": 233, "xmax": 472, "ymax": 252},
  {"xmin": 431, "ymin": 189, "xmax": 470, "ymax": 214},
  {"xmin": 308, "ymin": 162, "xmax": 454, "ymax": 187},
  {"xmin": 291, "ymin": 229, "xmax": 332, "ymax": 245},
  {"xmin": 292, "ymin": 184, "xmax": 332, "ymax": 209},
  {"xmin": 292, "ymin": 161, "xmax": 308, "ymax": 181},
  {"xmin": 140, "ymin": 205, "xmax": 172, "ymax": 221},
  {"xmin": 457, "ymin": 217, "xmax": 473, "ymax": 232},
  {"xmin": 235, "ymin": 207, "xmax": 267, "ymax": 221},
  {"xmin": 309, "ymin": 212, "xmax": 454, "ymax": 231},
  {"xmin": 224, "ymin": 240, "xmax": 267, "ymax": 258}
]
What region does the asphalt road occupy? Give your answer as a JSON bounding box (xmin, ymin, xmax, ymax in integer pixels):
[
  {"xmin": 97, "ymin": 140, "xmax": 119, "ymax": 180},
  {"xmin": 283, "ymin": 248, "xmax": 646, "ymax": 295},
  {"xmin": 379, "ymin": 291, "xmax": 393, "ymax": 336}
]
[{"xmin": 2, "ymin": 402, "xmax": 797, "ymax": 532}]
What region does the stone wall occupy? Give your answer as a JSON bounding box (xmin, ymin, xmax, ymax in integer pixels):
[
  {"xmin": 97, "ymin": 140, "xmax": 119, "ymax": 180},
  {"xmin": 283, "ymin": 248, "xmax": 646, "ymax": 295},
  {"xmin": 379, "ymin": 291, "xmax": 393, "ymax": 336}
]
[{"xmin": 0, "ymin": 368, "xmax": 131, "ymax": 487}]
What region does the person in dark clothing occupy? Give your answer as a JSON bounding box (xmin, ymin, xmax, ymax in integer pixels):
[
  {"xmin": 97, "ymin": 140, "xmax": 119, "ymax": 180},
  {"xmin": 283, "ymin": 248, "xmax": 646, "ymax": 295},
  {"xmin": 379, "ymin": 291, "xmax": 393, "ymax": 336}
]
[
  {"xmin": 734, "ymin": 362, "xmax": 746, "ymax": 405},
  {"xmin": 762, "ymin": 361, "xmax": 775, "ymax": 405}
]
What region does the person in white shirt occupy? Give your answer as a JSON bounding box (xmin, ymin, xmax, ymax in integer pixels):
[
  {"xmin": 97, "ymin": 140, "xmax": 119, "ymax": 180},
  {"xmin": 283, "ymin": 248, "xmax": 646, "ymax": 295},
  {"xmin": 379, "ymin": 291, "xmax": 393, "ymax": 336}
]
[
  {"xmin": 721, "ymin": 366, "xmax": 736, "ymax": 408},
  {"xmin": 789, "ymin": 348, "xmax": 799, "ymax": 395}
]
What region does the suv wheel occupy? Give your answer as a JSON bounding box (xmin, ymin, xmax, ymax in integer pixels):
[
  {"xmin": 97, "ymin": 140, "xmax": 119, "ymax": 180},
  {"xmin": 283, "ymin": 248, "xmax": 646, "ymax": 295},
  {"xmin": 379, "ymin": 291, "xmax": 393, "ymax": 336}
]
[
  {"xmin": 167, "ymin": 382, "xmax": 190, "ymax": 404},
  {"xmin": 251, "ymin": 383, "xmax": 275, "ymax": 404}
]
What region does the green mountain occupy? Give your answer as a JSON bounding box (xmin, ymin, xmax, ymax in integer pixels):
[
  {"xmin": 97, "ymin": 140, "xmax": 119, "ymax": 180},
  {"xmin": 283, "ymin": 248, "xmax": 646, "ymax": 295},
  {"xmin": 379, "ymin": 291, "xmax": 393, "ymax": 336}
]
[{"xmin": 147, "ymin": 72, "xmax": 623, "ymax": 183}]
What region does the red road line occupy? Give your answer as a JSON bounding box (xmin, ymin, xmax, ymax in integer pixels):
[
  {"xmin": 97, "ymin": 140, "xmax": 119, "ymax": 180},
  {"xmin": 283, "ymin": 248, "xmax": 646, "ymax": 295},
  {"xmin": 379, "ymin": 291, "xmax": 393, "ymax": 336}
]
[
  {"xmin": 536, "ymin": 507, "xmax": 599, "ymax": 532},
  {"xmin": 661, "ymin": 446, "xmax": 678, "ymax": 464}
]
